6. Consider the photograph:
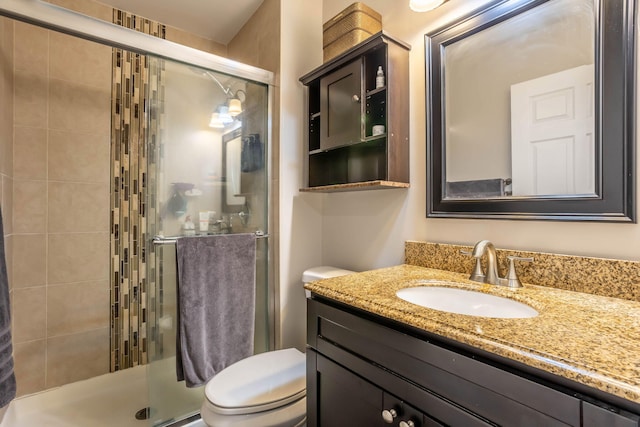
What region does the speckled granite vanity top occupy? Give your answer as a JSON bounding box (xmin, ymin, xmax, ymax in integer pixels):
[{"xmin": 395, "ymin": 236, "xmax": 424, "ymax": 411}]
[{"xmin": 305, "ymin": 264, "xmax": 640, "ymax": 404}]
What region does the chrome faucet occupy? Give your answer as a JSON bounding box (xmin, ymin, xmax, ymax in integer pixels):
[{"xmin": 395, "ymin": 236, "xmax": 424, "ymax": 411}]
[{"xmin": 465, "ymin": 240, "xmax": 533, "ymax": 288}]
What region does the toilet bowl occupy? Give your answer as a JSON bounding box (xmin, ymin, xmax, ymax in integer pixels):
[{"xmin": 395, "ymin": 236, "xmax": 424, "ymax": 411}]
[{"xmin": 200, "ymin": 266, "xmax": 354, "ymax": 427}]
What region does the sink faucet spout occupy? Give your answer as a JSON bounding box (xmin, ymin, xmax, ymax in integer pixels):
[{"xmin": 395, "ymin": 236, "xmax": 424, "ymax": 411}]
[{"xmin": 471, "ymin": 240, "xmax": 500, "ymax": 285}]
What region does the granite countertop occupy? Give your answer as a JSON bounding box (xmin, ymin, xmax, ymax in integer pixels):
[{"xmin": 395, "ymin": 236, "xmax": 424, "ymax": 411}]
[{"xmin": 304, "ymin": 264, "xmax": 640, "ymax": 405}]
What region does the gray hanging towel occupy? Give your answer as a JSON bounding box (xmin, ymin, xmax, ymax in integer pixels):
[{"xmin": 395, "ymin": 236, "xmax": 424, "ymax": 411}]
[
  {"xmin": 175, "ymin": 233, "xmax": 256, "ymax": 387},
  {"xmin": 0, "ymin": 207, "xmax": 16, "ymax": 408}
]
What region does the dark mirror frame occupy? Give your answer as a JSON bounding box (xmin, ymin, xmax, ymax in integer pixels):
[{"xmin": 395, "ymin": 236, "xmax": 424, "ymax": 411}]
[{"xmin": 426, "ymin": 0, "xmax": 636, "ymax": 221}]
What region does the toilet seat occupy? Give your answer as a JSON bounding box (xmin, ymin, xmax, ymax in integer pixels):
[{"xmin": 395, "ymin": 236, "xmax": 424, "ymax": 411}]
[{"xmin": 204, "ymin": 348, "xmax": 306, "ymax": 416}]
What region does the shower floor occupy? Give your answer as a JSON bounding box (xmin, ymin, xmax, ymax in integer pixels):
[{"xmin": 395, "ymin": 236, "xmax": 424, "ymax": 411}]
[{"xmin": 0, "ymin": 359, "xmax": 203, "ymax": 427}]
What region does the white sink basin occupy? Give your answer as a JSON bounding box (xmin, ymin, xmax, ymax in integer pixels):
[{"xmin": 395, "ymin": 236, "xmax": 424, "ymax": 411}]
[{"xmin": 396, "ymin": 286, "xmax": 538, "ymax": 318}]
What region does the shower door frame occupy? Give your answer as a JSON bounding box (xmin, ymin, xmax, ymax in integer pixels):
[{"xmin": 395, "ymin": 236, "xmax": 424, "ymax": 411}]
[{"xmin": 0, "ymin": 0, "xmax": 278, "ymax": 380}]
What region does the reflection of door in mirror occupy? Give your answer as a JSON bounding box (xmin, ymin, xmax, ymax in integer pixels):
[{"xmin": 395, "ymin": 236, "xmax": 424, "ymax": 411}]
[
  {"xmin": 511, "ymin": 65, "xmax": 594, "ymax": 196},
  {"xmin": 443, "ymin": 0, "xmax": 594, "ymax": 199},
  {"xmin": 226, "ymin": 136, "xmax": 246, "ymax": 206}
]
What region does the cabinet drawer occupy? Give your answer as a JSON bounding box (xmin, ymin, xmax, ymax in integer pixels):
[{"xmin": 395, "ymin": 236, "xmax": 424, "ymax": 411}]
[
  {"xmin": 583, "ymin": 401, "xmax": 640, "ymax": 427},
  {"xmin": 308, "ymin": 299, "xmax": 581, "ymax": 426}
]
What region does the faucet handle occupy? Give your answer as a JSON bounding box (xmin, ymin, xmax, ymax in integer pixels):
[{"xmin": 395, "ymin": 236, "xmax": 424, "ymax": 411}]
[
  {"xmin": 505, "ymin": 256, "xmax": 534, "ymax": 288},
  {"xmin": 461, "ymin": 250, "xmax": 485, "ymax": 282}
]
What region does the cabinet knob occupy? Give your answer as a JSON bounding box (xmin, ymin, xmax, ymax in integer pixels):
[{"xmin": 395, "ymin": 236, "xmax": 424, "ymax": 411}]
[
  {"xmin": 381, "ymin": 408, "xmax": 397, "ymax": 423},
  {"xmin": 352, "ymin": 94, "xmax": 360, "ymax": 103},
  {"xmin": 399, "ymin": 421, "xmax": 416, "ymax": 427}
]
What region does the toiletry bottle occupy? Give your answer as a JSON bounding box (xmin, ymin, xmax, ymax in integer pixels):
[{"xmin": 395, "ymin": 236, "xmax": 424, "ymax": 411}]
[
  {"xmin": 183, "ymin": 215, "xmax": 195, "ymax": 236},
  {"xmin": 375, "ymin": 66, "xmax": 385, "ymax": 89}
]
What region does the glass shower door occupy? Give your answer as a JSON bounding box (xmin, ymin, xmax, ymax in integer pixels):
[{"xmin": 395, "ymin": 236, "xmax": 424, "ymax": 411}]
[{"xmin": 145, "ymin": 55, "xmax": 271, "ymax": 426}]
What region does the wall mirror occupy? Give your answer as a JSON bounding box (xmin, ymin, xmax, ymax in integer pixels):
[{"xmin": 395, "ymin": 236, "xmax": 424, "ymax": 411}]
[
  {"xmin": 222, "ymin": 128, "xmax": 246, "ymax": 213},
  {"xmin": 426, "ymin": 0, "xmax": 636, "ymax": 221}
]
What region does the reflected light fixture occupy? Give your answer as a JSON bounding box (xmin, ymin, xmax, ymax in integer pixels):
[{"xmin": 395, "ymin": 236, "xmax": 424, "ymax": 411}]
[
  {"xmin": 228, "ymin": 98, "xmax": 242, "ymax": 116},
  {"xmin": 228, "ymin": 89, "xmax": 246, "ymax": 117},
  {"xmin": 410, "ymin": 0, "xmax": 447, "ymax": 12},
  {"xmin": 209, "ymin": 105, "xmax": 234, "ymax": 129}
]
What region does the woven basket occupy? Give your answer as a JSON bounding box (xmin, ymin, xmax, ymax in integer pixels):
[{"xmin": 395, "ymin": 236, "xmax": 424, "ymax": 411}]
[{"xmin": 323, "ymin": 2, "xmax": 382, "ymax": 61}]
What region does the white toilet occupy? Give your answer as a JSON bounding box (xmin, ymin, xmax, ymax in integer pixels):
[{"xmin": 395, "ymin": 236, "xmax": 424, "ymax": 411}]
[{"xmin": 200, "ymin": 266, "xmax": 354, "ymax": 427}]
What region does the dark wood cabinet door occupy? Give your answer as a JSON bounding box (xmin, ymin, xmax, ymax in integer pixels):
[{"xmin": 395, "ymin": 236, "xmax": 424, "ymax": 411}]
[
  {"xmin": 320, "ymin": 59, "xmax": 363, "ymax": 151},
  {"xmin": 314, "ymin": 352, "xmax": 386, "ymax": 427}
]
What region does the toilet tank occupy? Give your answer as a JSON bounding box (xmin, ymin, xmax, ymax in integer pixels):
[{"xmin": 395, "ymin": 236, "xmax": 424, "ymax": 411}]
[{"xmin": 302, "ymin": 266, "xmax": 355, "ymax": 298}]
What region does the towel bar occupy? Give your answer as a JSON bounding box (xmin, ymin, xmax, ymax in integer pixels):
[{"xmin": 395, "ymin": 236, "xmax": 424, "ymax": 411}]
[{"xmin": 152, "ymin": 231, "xmax": 269, "ymax": 245}]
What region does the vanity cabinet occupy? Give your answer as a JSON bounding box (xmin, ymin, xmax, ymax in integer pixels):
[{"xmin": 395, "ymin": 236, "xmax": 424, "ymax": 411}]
[
  {"xmin": 306, "ymin": 297, "xmax": 640, "ymax": 427},
  {"xmin": 299, "ymin": 32, "xmax": 410, "ymax": 192}
]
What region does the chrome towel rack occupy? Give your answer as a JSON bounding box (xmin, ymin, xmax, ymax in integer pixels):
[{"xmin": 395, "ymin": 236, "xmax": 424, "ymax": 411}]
[{"xmin": 152, "ymin": 231, "xmax": 269, "ymax": 246}]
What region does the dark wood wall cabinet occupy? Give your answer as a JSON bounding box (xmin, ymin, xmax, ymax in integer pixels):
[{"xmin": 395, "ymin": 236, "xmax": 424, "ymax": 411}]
[
  {"xmin": 299, "ymin": 32, "xmax": 410, "ymax": 193},
  {"xmin": 306, "ymin": 297, "xmax": 640, "ymax": 427}
]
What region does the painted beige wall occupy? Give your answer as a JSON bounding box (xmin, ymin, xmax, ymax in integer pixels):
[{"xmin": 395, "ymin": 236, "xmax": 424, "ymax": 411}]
[
  {"xmin": 278, "ymin": 0, "xmax": 324, "ymax": 350},
  {"xmin": 315, "ymin": 0, "xmax": 640, "ymax": 282}
]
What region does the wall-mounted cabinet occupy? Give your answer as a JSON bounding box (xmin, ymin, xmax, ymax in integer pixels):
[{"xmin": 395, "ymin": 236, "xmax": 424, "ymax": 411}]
[{"xmin": 300, "ymin": 32, "xmax": 410, "ymax": 192}]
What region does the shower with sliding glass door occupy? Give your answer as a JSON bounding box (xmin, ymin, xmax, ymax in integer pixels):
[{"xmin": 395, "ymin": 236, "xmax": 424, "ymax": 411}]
[
  {"xmin": 0, "ymin": 1, "xmax": 274, "ymax": 426},
  {"xmin": 142, "ymin": 57, "xmax": 272, "ymax": 426}
]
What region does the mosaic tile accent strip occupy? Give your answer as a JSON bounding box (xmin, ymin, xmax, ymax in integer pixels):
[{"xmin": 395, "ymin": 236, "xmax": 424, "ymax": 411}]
[
  {"xmin": 110, "ymin": 9, "xmax": 165, "ymax": 372},
  {"xmin": 405, "ymin": 241, "xmax": 640, "ymax": 302}
]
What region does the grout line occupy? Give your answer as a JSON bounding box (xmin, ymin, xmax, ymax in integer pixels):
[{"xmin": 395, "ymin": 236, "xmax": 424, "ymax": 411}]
[{"xmin": 44, "ymin": 26, "xmax": 50, "ymax": 390}]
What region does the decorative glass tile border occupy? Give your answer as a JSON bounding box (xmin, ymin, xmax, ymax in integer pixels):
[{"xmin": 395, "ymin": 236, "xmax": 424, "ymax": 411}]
[
  {"xmin": 110, "ymin": 9, "xmax": 165, "ymax": 372},
  {"xmin": 405, "ymin": 241, "xmax": 640, "ymax": 302}
]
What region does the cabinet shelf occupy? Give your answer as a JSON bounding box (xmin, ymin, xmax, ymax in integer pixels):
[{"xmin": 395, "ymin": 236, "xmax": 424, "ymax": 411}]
[
  {"xmin": 366, "ymin": 86, "xmax": 386, "ymax": 96},
  {"xmin": 300, "ymin": 31, "xmax": 410, "ymax": 191},
  {"xmin": 300, "ymin": 180, "xmax": 410, "ymax": 193}
]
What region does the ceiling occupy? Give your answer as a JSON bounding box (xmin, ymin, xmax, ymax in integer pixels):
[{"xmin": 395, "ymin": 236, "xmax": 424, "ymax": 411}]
[{"xmin": 98, "ymin": 0, "xmax": 265, "ymax": 45}]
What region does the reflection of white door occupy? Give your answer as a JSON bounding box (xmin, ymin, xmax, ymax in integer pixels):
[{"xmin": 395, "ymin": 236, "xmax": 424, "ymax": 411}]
[{"xmin": 510, "ymin": 64, "xmax": 594, "ymax": 196}]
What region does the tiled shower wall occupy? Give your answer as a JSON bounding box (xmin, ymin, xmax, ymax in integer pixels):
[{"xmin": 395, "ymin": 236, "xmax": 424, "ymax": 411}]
[
  {"xmin": 3, "ymin": 0, "xmax": 233, "ymax": 397},
  {"xmin": 2, "ymin": 0, "xmax": 280, "ymax": 398},
  {"xmin": 10, "ymin": 5, "xmax": 113, "ymax": 395},
  {"xmin": 0, "ymin": 17, "xmax": 14, "ymax": 347}
]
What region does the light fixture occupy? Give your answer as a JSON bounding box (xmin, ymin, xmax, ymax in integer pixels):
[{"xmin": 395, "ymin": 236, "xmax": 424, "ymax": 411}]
[
  {"xmin": 409, "ymin": 0, "xmax": 447, "ymax": 12},
  {"xmin": 208, "ymin": 113, "xmax": 225, "ymax": 128},
  {"xmin": 228, "ymin": 98, "xmax": 242, "ymax": 116},
  {"xmin": 209, "ymin": 105, "xmax": 234, "ymax": 129}
]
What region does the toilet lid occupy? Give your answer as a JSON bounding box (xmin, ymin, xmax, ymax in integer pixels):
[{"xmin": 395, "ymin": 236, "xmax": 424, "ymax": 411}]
[{"xmin": 205, "ymin": 348, "xmax": 306, "ymax": 415}]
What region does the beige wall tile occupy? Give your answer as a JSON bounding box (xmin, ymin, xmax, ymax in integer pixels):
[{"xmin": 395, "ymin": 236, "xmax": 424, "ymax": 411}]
[
  {"xmin": 1, "ymin": 18, "xmax": 14, "ymax": 180},
  {"xmin": 47, "ymin": 280, "xmax": 110, "ymax": 337},
  {"xmin": 48, "ymin": 182, "xmax": 109, "ymax": 233},
  {"xmin": 49, "ymin": 31, "xmax": 111, "ymax": 88},
  {"xmin": 48, "ymin": 130, "xmax": 110, "ymax": 183},
  {"xmin": 46, "ymin": 328, "xmax": 110, "ymax": 388},
  {"xmin": 47, "ymin": 0, "xmax": 112, "ymax": 22},
  {"xmin": 0, "ymin": 21, "xmax": 13, "ymax": 178},
  {"xmin": 12, "ymin": 234, "xmax": 46, "ymax": 288},
  {"xmin": 228, "ymin": 0, "xmax": 280, "ymax": 72},
  {"xmin": 13, "ymin": 180, "xmax": 47, "ymax": 233},
  {"xmin": 13, "ymin": 339, "xmax": 46, "ymax": 397},
  {"xmin": 164, "ymin": 26, "xmax": 227, "ymax": 56},
  {"xmin": 13, "ymin": 21, "xmax": 49, "ymax": 75},
  {"xmin": 14, "ymin": 127, "xmax": 47, "ymax": 180},
  {"xmin": 12, "ymin": 286, "xmax": 46, "ymax": 342},
  {"xmin": 48, "ymin": 232, "xmax": 109, "ymax": 284},
  {"xmin": 1, "ymin": 176, "xmax": 13, "ymax": 235},
  {"xmin": 14, "ymin": 72, "xmax": 48, "ymax": 128},
  {"xmin": 4, "ymin": 234, "xmax": 12, "ymax": 291},
  {"xmin": 49, "ymin": 78, "xmax": 110, "ymax": 133}
]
